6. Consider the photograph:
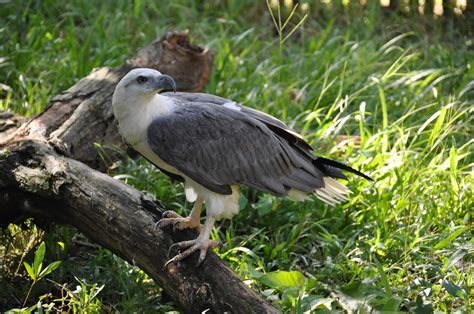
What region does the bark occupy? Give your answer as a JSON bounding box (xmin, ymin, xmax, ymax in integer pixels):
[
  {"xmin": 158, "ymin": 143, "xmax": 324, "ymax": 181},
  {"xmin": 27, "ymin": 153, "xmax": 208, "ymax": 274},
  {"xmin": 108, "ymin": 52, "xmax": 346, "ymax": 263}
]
[
  {"xmin": 0, "ymin": 32, "xmax": 277, "ymax": 314},
  {"xmin": 0, "ymin": 111, "xmax": 25, "ymax": 138}
]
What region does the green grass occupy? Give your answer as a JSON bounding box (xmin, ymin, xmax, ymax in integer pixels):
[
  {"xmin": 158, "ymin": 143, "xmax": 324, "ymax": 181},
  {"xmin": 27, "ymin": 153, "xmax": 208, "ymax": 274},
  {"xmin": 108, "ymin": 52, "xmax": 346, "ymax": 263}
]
[{"xmin": 1, "ymin": 0, "xmax": 473, "ymax": 312}]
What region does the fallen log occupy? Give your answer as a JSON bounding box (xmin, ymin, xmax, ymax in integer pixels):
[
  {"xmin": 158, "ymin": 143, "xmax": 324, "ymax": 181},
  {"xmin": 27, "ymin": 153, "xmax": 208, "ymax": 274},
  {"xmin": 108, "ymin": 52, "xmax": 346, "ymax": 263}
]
[{"xmin": 0, "ymin": 32, "xmax": 277, "ymax": 313}]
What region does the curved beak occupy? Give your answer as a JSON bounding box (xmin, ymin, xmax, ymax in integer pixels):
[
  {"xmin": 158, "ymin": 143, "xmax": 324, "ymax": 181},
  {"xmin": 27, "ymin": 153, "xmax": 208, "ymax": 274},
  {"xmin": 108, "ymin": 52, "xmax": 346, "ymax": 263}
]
[{"xmin": 153, "ymin": 74, "xmax": 176, "ymax": 93}]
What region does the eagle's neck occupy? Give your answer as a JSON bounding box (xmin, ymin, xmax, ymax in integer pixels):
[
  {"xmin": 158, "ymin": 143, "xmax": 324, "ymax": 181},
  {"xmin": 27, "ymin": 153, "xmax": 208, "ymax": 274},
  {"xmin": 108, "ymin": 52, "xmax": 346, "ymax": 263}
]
[{"xmin": 114, "ymin": 93, "xmax": 175, "ymax": 146}]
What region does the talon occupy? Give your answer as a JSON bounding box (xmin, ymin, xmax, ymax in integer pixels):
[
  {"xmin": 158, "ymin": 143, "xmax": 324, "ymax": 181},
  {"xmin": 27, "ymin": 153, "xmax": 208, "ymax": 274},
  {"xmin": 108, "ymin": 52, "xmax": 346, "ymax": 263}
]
[
  {"xmin": 173, "ymin": 220, "xmax": 181, "ymax": 232},
  {"xmin": 165, "ymin": 243, "xmax": 199, "ymax": 268},
  {"xmin": 156, "ymin": 214, "xmax": 200, "ymax": 232},
  {"xmin": 168, "ymin": 243, "xmax": 180, "ymax": 258},
  {"xmin": 197, "ymin": 248, "xmax": 207, "ymax": 266},
  {"xmin": 162, "ymin": 208, "xmax": 215, "ymax": 267},
  {"xmin": 165, "ymin": 238, "xmax": 218, "ymax": 267},
  {"xmin": 160, "ymin": 216, "xmax": 200, "ymax": 232},
  {"xmin": 155, "ymin": 218, "xmax": 174, "ymax": 229},
  {"xmin": 164, "ymin": 259, "xmax": 174, "ymax": 269},
  {"xmin": 162, "ymin": 210, "xmax": 180, "ymax": 219},
  {"xmin": 155, "ymin": 211, "xmax": 182, "ymax": 229},
  {"xmin": 168, "ymin": 242, "xmax": 184, "ymax": 256},
  {"xmin": 154, "ymin": 220, "xmax": 163, "ymax": 229}
]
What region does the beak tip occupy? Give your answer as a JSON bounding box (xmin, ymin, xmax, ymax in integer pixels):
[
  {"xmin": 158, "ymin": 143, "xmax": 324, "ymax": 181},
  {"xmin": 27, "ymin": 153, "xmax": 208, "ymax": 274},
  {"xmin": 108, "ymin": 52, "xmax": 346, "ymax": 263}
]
[{"xmin": 156, "ymin": 74, "xmax": 177, "ymax": 93}]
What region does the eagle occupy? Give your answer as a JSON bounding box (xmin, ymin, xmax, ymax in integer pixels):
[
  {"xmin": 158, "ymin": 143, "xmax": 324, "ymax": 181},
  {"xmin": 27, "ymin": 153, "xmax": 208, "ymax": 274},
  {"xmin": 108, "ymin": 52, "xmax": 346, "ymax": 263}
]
[{"xmin": 112, "ymin": 68, "xmax": 372, "ymax": 267}]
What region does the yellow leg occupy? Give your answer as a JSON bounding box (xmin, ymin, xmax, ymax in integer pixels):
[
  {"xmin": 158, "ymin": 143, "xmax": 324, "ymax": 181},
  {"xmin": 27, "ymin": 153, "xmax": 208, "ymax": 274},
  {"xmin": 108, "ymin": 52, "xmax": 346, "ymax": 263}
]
[{"xmin": 156, "ymin": 197, "xmax": 203, "ymax": 232}]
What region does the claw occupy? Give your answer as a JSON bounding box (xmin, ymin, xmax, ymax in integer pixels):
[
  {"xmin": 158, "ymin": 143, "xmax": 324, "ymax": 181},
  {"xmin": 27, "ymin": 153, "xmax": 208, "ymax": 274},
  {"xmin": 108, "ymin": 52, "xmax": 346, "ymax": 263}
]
[
  {"xmin": 172, "ymin": 220, "xmax": 181, "ymax": 232},
  {"xmin": 155, "ymin": 211, "xmax": 200, "ymax": 232},
  {"xmin": 167, "ymin": 240, "xmax": 193, "ymax": 258},
  {"xmin": 162, "ymin": 210, "xmax": 180, "ymax": 219},
  {"xmin": 197, "ymin": 240, "xmax": 219, "ymax": 266},
  {"xmin": 161, "ymin": 205, "xmax": 215, "ymax": 267},
  {"xmin": 167, "ymin": 244, "xmax": 178, "ymax": 259},
  {"xmin": 155, "ymin": 218, "xmax": 175, "ymax": 230},
  {"xmin": 164, "ymin": 238, "xmax": 219, "ymax": 268},
  {"xmin": 197, "ymin": 249, "xmax": 207, "ymax": 266},
  {"xmin": 155, "ymin": 210, "xmax": 181, "ymax": 229}
]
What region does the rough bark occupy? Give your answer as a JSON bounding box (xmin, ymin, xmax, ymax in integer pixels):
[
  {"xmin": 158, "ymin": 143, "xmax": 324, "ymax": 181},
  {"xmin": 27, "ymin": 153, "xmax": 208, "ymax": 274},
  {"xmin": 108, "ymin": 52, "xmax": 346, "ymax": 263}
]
[
  {"xmin": 0, "ymin": 111, "xmax": 25, "ymax": 139},
  {"xmin": 0, "ymin": 32, "xmax": 277, "ymax": 313}
]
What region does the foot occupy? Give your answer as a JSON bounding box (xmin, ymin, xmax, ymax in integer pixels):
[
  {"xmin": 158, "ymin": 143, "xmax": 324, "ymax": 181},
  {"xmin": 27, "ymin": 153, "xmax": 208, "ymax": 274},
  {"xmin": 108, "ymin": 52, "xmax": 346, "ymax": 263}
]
[
  {"xmin": 155, "ymin": 210, "xmax": 201, "ymax": 232},
  {"xmin": 165, "ymin": 236, "xmax": 219, "ymax": 267},
  {"xmin": 164, "ymin": 215, "xmax": 217, "ymax": 267}
]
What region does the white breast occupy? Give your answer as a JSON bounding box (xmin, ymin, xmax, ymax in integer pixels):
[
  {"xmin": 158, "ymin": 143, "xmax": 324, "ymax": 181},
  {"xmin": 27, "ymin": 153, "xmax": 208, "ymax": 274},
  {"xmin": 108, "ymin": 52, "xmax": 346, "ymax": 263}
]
[
  {"xmin": 114, "ymin": 93, "xmax": 181, "ymax": 174},
  {"xmin": 114, "ymin": 93, "xmax": 241, "ymax": 220},
  {"xmin": 115, "ymin": 94, "xmax": 174, "ymax": 144}
]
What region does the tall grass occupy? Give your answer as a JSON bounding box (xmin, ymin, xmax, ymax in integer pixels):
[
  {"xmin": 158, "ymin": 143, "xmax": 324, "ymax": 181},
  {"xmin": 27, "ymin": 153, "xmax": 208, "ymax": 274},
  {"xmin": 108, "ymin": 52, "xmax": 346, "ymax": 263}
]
[{"xmin": 1, "ymin": 0, "xmax": 472, "ymax": 312}]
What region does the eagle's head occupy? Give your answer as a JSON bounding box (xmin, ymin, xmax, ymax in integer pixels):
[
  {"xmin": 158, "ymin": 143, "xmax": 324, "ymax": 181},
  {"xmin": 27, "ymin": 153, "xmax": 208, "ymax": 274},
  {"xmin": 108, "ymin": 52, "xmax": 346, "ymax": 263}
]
[{"xmin": 113, "ymin": 68, "xmax": 176, "ymax": 106}]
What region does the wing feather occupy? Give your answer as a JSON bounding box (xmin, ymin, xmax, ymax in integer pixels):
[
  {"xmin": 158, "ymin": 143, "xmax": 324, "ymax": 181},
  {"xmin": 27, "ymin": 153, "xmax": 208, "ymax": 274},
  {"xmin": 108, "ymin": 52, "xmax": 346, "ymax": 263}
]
[{"xmin": 147, "ymin": 103, "xmax": 324, "ymax": 196}]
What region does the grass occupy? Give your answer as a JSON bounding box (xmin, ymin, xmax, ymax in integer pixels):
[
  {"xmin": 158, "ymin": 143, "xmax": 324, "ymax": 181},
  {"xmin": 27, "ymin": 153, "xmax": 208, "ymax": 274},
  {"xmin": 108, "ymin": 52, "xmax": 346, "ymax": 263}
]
[{"xmin": 1, "ymin": 0, "xmax": 473, "ymax": 312}]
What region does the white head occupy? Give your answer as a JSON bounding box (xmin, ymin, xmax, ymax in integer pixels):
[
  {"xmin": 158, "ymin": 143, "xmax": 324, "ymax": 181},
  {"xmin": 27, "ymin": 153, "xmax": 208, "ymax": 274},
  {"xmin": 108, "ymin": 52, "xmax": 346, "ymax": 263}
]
[{"xmin": 112, "ymin": 68, "xmax": 176, "ymax": 114}]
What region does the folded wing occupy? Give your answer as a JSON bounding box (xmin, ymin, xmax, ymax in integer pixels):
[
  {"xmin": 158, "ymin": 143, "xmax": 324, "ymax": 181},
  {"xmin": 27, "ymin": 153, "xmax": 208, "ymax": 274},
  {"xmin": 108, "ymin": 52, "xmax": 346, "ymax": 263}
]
[{"xmin": 147, "ymin": 102, "xmax": 327, "ymax": 196}]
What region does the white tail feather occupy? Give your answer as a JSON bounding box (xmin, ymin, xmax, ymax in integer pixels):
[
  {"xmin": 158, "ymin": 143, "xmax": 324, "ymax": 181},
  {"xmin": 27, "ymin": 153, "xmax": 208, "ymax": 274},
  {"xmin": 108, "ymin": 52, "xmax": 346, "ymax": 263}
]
[
  {"xmin": 324, "ymin": 177, "xmax": 352, "ymax": 195},
  {"xmin": 314, "ymin": 177, "xmax": 352, "ymax": 205},
  {"xmin": 315, "ymin": 189, "xmax": 338, "ymax": 206}
]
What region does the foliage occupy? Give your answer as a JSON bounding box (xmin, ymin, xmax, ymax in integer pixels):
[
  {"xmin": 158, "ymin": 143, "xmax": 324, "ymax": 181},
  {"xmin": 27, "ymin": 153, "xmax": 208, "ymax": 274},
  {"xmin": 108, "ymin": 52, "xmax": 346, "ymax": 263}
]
[
  {"xmin": 1, "ymin": 0, "xmax": 473, "ymax": 312},
  {"xmin": 21, "ymin": 242, "xmax": 62, "ymax": 307}
]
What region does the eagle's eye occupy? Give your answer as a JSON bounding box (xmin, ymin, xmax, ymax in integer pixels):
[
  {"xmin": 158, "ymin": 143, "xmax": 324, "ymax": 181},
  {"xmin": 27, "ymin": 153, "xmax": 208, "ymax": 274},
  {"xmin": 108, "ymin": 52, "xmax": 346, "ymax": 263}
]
[{"xmin": 137, "ymin": 76, "xmax": 148, "ymax": 84}]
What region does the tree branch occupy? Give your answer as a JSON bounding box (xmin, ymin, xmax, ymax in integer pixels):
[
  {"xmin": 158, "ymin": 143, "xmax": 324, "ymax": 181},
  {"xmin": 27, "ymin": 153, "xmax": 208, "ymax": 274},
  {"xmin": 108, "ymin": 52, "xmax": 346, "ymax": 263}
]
[{"xmin": 0, "ymin": 32, "xmax": 277, "ymax": 313}]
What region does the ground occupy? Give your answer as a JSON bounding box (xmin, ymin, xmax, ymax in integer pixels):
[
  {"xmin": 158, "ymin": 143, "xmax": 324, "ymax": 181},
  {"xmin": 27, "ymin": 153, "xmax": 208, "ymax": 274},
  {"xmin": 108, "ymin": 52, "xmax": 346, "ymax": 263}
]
[{"xmin": 0, "ymin": 0, "xmax": 472, "ymax": 312}]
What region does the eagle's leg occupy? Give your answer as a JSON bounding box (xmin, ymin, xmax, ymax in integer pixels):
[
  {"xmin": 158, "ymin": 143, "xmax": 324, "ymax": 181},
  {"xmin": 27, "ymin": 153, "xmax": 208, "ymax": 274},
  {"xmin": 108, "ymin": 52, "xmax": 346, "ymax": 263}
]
[
  {"xmin": 156, "ymin": 197, "xmax": 203, "ymax": 232},
  {"xmin": 165, "ymin": 215, "xmax": 219, "ymax": 267}
]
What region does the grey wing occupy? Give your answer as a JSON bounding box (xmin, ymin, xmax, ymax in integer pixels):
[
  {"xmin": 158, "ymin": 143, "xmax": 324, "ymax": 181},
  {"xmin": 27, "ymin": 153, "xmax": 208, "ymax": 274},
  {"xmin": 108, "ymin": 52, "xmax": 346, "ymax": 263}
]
[
  {"xmin": 165, "ymin": 92, "xmax": 288, "ymax": 128},
  {"xmin": 163, "ymin": 92, "xmax": 371, "ymax": 182},
  {"xmin": 164, "ymin": 92, "xmax": 360, "ymax": 180},
  {"xmin": 165, "ymin": 92, "xmax": 312, "ymax": 150},
  {"xmin": 178, "ymin": 93, "xmax": 363, "ymax": 180},
  {"xmin": 147, "ymin": 103, "xmax": 325, "ymax": 196}
]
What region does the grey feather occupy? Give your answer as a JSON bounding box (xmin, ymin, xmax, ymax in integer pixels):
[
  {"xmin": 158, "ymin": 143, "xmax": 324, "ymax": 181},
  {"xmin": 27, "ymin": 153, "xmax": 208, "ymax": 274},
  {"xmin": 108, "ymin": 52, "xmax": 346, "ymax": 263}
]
[
  {"xmin": 164, "ymin": 92, "xmax": 312, "ymax": 151},
  {"xmin": 149, "ymin": 93, "xmax": 372, "ymax": 197},
  {"xmin": 147, "ymin": 102, "xmax": 325, "ymax": 196}
]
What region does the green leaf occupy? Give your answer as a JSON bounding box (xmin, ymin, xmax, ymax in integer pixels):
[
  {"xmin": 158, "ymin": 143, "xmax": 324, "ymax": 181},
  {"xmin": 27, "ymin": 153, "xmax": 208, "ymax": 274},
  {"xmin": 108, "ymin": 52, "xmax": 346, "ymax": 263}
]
[
  {"xmin": 88, "ymin": 283, "xmax": 105, "ymax": 302},
  {"xmin": 23, "ymin": 262, "xmax": 36, "ymax": 281},
  {"xmin": 434, "ymin": 227, "xmax": 467, "ymax": 250},
  {"xmin": 429, "ymin": 105, "xmax": 447, "ymax": 146},
  {"xmin": 57, "ymin": 242, "xmax": 65, "ymax": 250},
  {"xmin": 281, "ymin": 287, "xmax": 299, "ymax": 307},
  {"xmin": 308, "ymin": 297, "xmax": 334, "ymax": 311},
  {"xmin": 306, "ymin": 278, "xmax": 318, "ymax": 291},
  {"xmin": 377, "ymin": 85, "xmax": 389, "ymax": 152},
  {"xmin": 446, "ymin": 248, "xmax": 468, "ymax": 269},
  {"xmin": 255, "ymin": 197, "xmax": 273, "ymax": 217},
  {"xmin": 239, "ymin": 193, "xmax": 248, "ymax": 210},
  {"xmin": 33, "ymin": 242, "xmax": 46, "ymax": 274},
  {"xmin": 247, "ymin": 267, "xmax": 263, "ymax": 279},
  {"xmin": 443, "ymin": 280, "xmax": 465, "ymax": 298},
  {"xmin": 259, "ymin": 271, "xmax": 307, "ymax": 290},
  {"xmin": 374, "ymin": 256, "xmax": 393, "ymax": 297},
  {"xmin": 381, "ymin": 296, "xmax": 402, "ymax": 311},
  {"xmin": 38, "ymin": 261, "xmax": 62, "ymax": 280},
  {"xmin": 408, "ymin": 295, "xmax": 433, "ymax": 313}
]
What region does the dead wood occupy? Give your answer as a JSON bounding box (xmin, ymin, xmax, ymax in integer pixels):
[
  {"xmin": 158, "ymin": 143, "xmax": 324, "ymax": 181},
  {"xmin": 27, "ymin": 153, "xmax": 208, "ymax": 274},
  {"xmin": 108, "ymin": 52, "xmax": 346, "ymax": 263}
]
[{"xmin": 0, "ymin": 31, "xmax": 277, "ymax": 314}]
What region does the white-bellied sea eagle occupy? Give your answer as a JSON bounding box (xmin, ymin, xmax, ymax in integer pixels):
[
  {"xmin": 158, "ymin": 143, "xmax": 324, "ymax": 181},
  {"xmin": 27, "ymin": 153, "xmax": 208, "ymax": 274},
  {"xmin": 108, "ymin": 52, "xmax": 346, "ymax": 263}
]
[{"xmin": 112, "ymin": 68, "xmax": 372, "ymax": 267}]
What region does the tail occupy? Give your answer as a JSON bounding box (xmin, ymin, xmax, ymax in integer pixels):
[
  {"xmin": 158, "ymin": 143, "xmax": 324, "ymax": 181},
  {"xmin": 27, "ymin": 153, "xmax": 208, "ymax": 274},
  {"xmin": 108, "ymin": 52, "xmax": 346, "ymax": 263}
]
[
  {"xmin": 311, "ymin": 157, "xmax": 373, "ymax": 206},
  {"xmin": 315, "ymin": 157, "xmax": 374, "ymax": 181}
]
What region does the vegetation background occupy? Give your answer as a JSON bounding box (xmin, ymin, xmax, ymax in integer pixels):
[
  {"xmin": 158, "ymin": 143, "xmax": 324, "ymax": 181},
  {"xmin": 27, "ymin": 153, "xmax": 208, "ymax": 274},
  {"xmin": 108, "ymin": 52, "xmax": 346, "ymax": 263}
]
[{"xmin": 1, "ymin": 0, "xmax": 472, "ymax": 312}]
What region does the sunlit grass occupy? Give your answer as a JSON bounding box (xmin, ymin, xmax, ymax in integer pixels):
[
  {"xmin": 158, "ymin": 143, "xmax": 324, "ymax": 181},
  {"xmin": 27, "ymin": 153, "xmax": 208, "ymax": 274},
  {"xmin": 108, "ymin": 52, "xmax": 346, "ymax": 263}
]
[{"xmin": 1, "ymin": 0, "xmax": 472, "ymax": 312}]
